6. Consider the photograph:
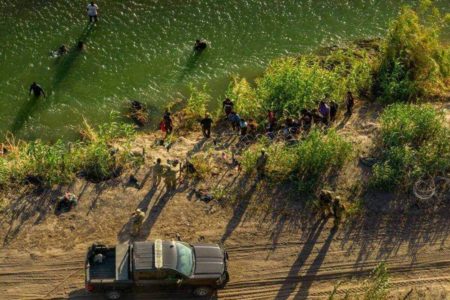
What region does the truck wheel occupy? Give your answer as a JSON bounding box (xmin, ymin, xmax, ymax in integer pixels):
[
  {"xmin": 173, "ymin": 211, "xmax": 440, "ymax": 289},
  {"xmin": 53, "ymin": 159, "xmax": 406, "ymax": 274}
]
[
  {"xmin": 193, "ymin": 286, "xmax": 213, "ymax": 297},
  {"xmin": 105, "ymin": 290, "xmax": 121, "ymax": 300}
]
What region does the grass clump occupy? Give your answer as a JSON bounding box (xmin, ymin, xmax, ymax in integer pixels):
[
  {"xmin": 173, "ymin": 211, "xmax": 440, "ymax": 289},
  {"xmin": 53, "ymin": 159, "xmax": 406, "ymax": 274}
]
[
  {"xmin": 375, "ymin": 1, "xmax": 450, "ymax": 103},
  {"xmin": 363, "ymin": 262, "xmax": 390, "ymax": 300},
  {"xmin": 241, "ymin": 129, "xmax": 353, "ymax": 195},
  {"xmin": 0, "ymin": 121, "xmax": 139, "ymax": 187},
  {"xmin": 372, "ymin": 103, "xmax": 450, "ymax": 190}
]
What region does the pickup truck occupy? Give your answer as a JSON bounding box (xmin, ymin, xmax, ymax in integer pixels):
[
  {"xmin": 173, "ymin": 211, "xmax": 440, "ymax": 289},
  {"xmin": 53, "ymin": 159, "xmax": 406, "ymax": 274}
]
[{"xmin": 85, "ymin": 239, "xmax": 229, "ymax": 299}]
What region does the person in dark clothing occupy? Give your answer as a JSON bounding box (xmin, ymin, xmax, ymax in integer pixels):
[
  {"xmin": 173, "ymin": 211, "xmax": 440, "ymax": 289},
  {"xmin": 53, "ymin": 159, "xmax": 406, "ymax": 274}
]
[
  {"xmin": 239, "ymin": 119, "xmax": 248, "ymax": 136},
  {"xmin": 318, "ymin": 101, "xmax": 330, "ymax": 125},
  {"xmin": 329, "ymin": 101, "xmax": 338, "ymax": 122},
  {"xmin": 29, "ymin": 82, "xmax": 46, "ymax": 98},
  {"xmin": 311, "ymin": 108, "xmax": 323, "ymax": 126},
  {"xmin": 267, "ymin": 110, "xmax": 277, "ymax": 132},
  {"xmin": 223, "ymin": 98, "xmax": 234, "ymax": 116},
  {"xmin": 163, "ymin": 109, "xmax": 173, "ymax": 134},
  {"xmin": 228, "ymin": 111, "xmax": 241, "ymax": 131},
  {"xmin": 194, "ymin": 39, "xmax": 208, "ymax": 51},
  {"xmin": 77, "ymin": 41, "xmax": 85, "ymax": 51},
  {"xmin": 345, "ymin": 91, "xmax": 355, "ymax": 116},
  {"xmin": 200, "ymin": 113, "xmax": 213, "ymax": 138},
  {"xmin": 300, "ymin": 109, "xmax": 313, "ymax": 132}
]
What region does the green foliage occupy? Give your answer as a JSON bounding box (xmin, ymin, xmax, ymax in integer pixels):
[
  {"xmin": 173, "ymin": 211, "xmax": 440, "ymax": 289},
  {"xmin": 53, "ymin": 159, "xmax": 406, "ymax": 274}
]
[
  {"xmin": 186, "ymin": 84, "xmax": 210, "ymax": 119},
  {"xmin": 372, "ymin": 104, "xmax": 450, "ymax": 190},
  {"xmin": 379, "ymin": 103, "xmax": 442, "ymax": 148},
  {"xmin": 363, "ymin": 262, "xmax": 390, "ymax": 300},
  {"xmin": 0, "ymin": 121, "xmax": 139, "ymax": 187},
  {"xmin": 257, "ymin": 53, "xmax": 372, "ymax": 113},
  {"xmin": 226, "ymin": 76, "xmax": 261, "ymax": 119},
  {"xmin": 241, "ymin": 129, "xmax": 352, "ymax": 194},
  {"xmin": 376, "ymin": 2, "xmax": 450, "ymax": 103}
]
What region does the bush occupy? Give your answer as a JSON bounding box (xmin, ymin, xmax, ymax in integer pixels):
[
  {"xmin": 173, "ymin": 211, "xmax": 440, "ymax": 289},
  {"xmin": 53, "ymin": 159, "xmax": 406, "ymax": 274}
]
[
  {"xmin": 295, "ymin": 130, "xmax": 353, "ymax": 193},
  {"xmin": 376, "ymin": 2, "xmax": 450, "ymax": 103},
  {"xmin": 0, "ymin": 121, "xmax": 139, "ymax": 187},
  {"xmin": 226, "ymin": 76, "xmax": 262, "ymax": 119},
  {"xmin": 241, "ymin": 129, "xmax": 353, "ymax": 194},
  {"xmin": 226, "ymin": 49, "xmax": 373, "ymax": 118},
  {"xmin": 372, "ymin": 104, "xmax": 450, "ymax": 190}
]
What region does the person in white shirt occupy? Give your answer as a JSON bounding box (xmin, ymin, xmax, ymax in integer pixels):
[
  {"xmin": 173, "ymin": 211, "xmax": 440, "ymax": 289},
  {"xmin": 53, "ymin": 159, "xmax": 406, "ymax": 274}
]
[{"xmin": 87, "ymin": 1, "xmax": 99, "ymax": 22}]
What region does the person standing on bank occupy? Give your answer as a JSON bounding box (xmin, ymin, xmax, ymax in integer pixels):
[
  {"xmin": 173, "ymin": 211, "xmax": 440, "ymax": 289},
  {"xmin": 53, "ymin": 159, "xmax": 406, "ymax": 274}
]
[
  {"xmin": 29, "ymin": 82, "xmax": 46, "ymax": 98},
  {"xmin": 200, "ymin": 113, "xmax": 213, "ymax": 138},
  {"xmin": 87, "ymin": 1, "xmax": 99, "ymax": 23}
]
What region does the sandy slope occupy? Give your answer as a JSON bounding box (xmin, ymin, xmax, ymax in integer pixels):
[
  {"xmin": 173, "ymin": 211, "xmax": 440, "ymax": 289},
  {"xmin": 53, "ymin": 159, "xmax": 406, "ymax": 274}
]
[{"xmin": 1, "ymin": 102, "xmax": 450, "ymax": 299}]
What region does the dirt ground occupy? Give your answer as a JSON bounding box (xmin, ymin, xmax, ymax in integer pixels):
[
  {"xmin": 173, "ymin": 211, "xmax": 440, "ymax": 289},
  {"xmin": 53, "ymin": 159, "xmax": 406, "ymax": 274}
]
[{"xmin": 1, "ymin": 102, "xmax": 450, "ymax": 300}]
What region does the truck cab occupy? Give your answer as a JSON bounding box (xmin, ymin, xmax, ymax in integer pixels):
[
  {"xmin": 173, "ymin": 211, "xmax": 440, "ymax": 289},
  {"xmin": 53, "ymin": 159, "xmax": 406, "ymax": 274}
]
[{"xmin": 85, "ymin": 240, "xmax": 229, "ymax": 299}]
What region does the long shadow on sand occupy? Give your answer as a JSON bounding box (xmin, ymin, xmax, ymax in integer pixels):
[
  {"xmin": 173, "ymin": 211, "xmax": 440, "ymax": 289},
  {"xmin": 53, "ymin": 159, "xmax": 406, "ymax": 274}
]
[{"xmin": 274, "ymin": 218, "xmax": 328, "ymax": 300}]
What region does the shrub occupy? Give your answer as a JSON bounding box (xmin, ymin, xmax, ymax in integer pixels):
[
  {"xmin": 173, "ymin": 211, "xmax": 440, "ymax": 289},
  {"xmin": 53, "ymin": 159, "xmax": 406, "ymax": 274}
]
[
  {"xmin": 372, "ymin": 104, "xmax": 450, "ymax": 190},
  {"xmin": 295, "ymin": 130, "xmax": 353, "ymax": 193},
  {"xmin": 226, "ymin": 49, "xmax": 373, "ymax": 118},
  {"xmin": 376, "ymin": 2, "xmax": 450, "ymax": 103},
  {"xmin": 226, "ymin": 76, "xmax": 261, "ymax": 119},
  {"xmin": 241, "ymin": 129, "xmax": 353, "ymax": 195}
]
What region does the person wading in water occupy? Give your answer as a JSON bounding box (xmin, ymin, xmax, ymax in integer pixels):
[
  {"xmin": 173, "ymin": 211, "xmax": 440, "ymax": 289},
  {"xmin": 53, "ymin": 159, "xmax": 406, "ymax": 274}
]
[{"xmin": 29, "ymin": 82, "xmax": 46, "ymax": 98}]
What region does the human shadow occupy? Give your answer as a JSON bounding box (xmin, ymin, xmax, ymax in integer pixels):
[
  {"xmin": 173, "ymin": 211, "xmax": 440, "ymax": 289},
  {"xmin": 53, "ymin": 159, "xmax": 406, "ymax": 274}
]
[
  {"xmin": 294, "ymin": 224, "xmax": 338, "ymax": 299},
  {"xmin": 274, "ymin": 218, "xmax": 328, "ymax": 300},
  {"xmin": 117, "ymin": 186, "xmax": 174, "ymax": 243},
  {"xmin": 52, "ymin": 23, "xmax": 94, "ymax": 89},
  {"xmin": 2, "ymin": 187, "xmax": 63, "ymax": 245},
  {"xmin": 220, "ymin": 178, "xmax": 258, "ymax": 243},
  {"xmin": 177, "ymin": 51, "xmax": 203, "ymax": 83},
  {"xmin": 10, "ymin": 96, "xmax": 40, "ymax": 134},
  {"xmin": 9, "ymin": 23, "xmax": 95, "ymax": 133}
]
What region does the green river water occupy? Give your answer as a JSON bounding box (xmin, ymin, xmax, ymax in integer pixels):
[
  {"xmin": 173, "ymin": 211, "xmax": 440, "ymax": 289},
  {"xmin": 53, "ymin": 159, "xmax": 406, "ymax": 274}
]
[{"xmin": 0, "ymin": 0, "xmax": 448, "ymax": 141}]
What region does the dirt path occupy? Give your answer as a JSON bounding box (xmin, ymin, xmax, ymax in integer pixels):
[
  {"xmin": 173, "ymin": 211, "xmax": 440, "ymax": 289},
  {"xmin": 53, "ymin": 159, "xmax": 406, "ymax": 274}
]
[
  {"xmin": 1, "ymin": 102, "xmax": 450, "ymax": 299},
  {"xmin": 1, "ymin": 216, "xmax": 450, "ymax": 299}
]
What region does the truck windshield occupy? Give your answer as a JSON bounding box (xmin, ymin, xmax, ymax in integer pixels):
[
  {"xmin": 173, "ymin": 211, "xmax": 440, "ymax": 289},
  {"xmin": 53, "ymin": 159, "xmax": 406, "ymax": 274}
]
[{"xmin": 175, "ymin": 242, "xmax": 194, "ymax": 277}]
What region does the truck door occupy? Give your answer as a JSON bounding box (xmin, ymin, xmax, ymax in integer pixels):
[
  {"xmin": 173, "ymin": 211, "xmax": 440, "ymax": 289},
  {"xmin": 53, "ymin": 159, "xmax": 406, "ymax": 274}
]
[{"xmin": 135, "ymin": 269, "xmax": 180, "ymax": 287}]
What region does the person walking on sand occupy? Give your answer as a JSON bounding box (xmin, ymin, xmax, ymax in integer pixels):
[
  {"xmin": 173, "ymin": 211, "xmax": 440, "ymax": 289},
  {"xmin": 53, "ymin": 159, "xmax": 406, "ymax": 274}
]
[
  {"xmin": 130, "ymin": 208, "xmax": 145, "ymax": 236},
  {"xmin": 29, "ymin": 82, "xmax": 46, "ymax": 98},
  {"xmin": 200, "ymin": 113, "xmax": 213, "ymax": 138},
  {"xmin": 152, "ymin": 158, "xmax": 163, "ymax": 186},
  {"xmin": 87, "ymin": 1, "xmax": 99, "ymax": 23},
  {"xmin": 163, "ymin": 161, "xmax": 177, "ymax": 192},
  {"xmin": 255, "ymin": 149, "xmax": 268, "ymax": 179}
]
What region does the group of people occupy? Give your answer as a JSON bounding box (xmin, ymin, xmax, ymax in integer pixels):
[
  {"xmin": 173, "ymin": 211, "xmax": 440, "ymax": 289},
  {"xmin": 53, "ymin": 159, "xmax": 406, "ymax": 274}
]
[{"xmin": 195, "ymin": 91, "xmax": 356, "ymax": 142}]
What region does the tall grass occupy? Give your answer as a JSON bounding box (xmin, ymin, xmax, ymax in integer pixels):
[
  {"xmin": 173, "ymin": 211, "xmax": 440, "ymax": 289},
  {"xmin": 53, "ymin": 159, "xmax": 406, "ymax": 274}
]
[
  {"xmin": 375, "ymin": 1, "xmax": 450, "ymax": 103},
  {"xmin": 372, "ymin": 104, "xmax": 450, "ymax": 190},
  {"xmin": 241, "ymin": 129, "xmax": 353, "ymax": 194},
  {"xmin": 0, "ymin": 121, "xmax": 139, "ymax": 188}
]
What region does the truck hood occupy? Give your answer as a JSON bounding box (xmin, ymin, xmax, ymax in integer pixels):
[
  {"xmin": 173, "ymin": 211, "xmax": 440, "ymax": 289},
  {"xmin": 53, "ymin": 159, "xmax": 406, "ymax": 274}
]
[{"xmin": 192, "ymin": 244, "xmax": 224, "ymax": 276}]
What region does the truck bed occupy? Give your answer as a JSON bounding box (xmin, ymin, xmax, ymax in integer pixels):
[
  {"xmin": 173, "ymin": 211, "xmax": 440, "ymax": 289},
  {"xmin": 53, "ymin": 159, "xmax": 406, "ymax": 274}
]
[
  {"xmin": 89, "ymin": 249, "xmax": 116, "ymax": 280},
  {"xmin": 87, "ymin": 244, "xmax": 130, "ymax": 282}
]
